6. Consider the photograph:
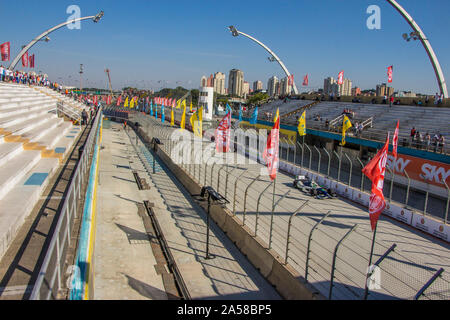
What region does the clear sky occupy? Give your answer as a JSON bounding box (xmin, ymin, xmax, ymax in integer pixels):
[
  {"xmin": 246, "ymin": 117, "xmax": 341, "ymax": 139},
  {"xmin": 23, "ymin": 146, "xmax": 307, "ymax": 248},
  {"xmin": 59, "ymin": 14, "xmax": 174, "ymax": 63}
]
[{"xmin": 1, "ymin": 0, "xmax": 449, "ymax": 94}]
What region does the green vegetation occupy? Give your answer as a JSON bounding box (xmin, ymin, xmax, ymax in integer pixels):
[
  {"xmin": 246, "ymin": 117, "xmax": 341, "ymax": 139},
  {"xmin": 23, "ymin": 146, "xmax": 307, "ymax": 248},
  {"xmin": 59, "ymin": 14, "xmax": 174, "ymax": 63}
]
[{"xmin": 247, "ymin": 92, "xmax": 269, "ymax": 105}]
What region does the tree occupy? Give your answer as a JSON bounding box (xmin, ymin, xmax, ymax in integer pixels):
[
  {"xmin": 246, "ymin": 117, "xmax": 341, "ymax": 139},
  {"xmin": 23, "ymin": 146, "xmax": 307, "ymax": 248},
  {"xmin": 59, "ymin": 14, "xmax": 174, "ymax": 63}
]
[{"xmin": 247, "ymin": 92, "xmax": 269, "ymax": 105}]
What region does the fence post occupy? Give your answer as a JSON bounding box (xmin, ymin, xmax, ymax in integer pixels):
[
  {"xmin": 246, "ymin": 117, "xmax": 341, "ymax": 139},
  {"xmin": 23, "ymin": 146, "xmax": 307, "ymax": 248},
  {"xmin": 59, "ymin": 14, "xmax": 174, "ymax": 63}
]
[
  {"xmin": 256, "ymin": 188, "xmax": 290, "ymax": 237},
  {"xmin": 314, "ymin": 146, "xmax": 321, "ymax": 174},
  {"xmin": 254, "ymin": 181, "xmax": 274, "ymax": 235},
  {"xmin": 297, "ymin": 142, "xmax": 304, "ymax": 168},
  {"xmin": 403, "ymin": 168, "xmax": 411, "ymax": 207},
  {"xmin": 232, "ymin": 171, "xmax": 250, "ymax": 215},
  {"xmin": 285, "ymin": 201, "xmax": 310, "ymax": 265},
  {"xmin": 329, "ymin": 224, "xmax": 358, "ymax": 300},
  {"xmin": 242, "ymin": 175, "xmax": 262, "ymax": 226},
  {"xmin": 293, "ymin": 139, "xmax": 297, "ymax": 165},
  {"xmin": 364, "ymin": 243, "xmax": 397, "ymax": 300},
  {"xmin": 414, "ymin": 268, "xmax": 444, "ymax": 300},
  {"xmin": 357, "ymin": 157, "xmax": 365, "ymax": 191},
  {"xmin": 333, "ymin": 151, "xmax": 342, "ymax": 182},
  {"xmin": 344, "ymin": 153, "xmax": 353, "ymax": 186},
  {"xmin": 387, "ymin": 167, "xmax": 395, "ymax": 203},
  {"xmin": 422, "ymin": 176, "xmax": 430, "ymax": 216},
  {"xmin": 442, "ymin": 178, "xmax": 450, "ymax": 224},
  {"xmin": 305, "ymin": 144, "xmax": 312, "ymax": 170},
  {"xmin": 217, "ymin": 165, "xmax": 227, "ymax": 194},
  {"xmin": 225, "ymin": 165, "xmax": 238, "ymax": 200},
  {"xmin": 203, "ymin": 154, "xmax": 214, "ymax": 186},
  {"xmin": 324, "ymin": 148, "xmax": 331, "ymax": 177},
  {"xmin": 210, "ymin": 161, "xmax": 218, "ymax": 188},
  {"xmin": 305, "ymin": 211, "xmax": 332, "ymax": 281}
]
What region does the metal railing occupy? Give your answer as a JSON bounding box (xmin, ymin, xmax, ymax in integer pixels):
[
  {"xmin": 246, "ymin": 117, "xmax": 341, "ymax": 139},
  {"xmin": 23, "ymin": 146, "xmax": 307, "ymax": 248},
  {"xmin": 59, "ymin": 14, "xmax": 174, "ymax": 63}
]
[
  {"xmin": 128, "ymin": 112, "xmax": 450, "ymax": 300},
  {"xmin": 29, "ymin": 109, "xmax": 102, "ymax": 300}
]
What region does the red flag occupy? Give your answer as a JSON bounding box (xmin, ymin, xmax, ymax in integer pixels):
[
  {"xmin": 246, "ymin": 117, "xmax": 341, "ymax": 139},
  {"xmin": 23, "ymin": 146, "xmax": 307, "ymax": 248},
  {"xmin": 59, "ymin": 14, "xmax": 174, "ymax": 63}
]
[
  {"xmin": 263, "ymin": 112, "xmax": 280, "ymax": 181},
  {"xmin": 116, "ymin": 95, "xmax": 122, "ymax": 106},
  {"xmin": 215, "ymin": 110, "xmax": 232, "ymax": 153},
  {"xmin": 93, "ymin": 95, "xmax": 98, "ymax": 105},
  {"xmin": 387, "ymin": 66, "xmax": 393, "ymax": 83},
  {"xmin": 288, "ymin": 74, "xmax": 294, "ymax": 86},
  {"xmin": 338, "ymin": 71, "xmax": 344, "ymax": 85},
  {"xmin": 392, "ymin": 120, "xmax": 399, "ymax": 159},
  {"xmin": 22, "ymin": 52, "xmax": 29, "ymax": 67},
  {"xmin": 303, "ymin": 74, "xmax": 309, "ymax": 86},
  {"xmin": 362, "ymin": 134, "xmax": 389, "ymax": 231},
  {"xmin": 1, "ymin": 42, "xmax": 10, "ymax": 61},
  {"xmin": 29, "ymin": 54, "xmax": 35, "ymax": 68}
]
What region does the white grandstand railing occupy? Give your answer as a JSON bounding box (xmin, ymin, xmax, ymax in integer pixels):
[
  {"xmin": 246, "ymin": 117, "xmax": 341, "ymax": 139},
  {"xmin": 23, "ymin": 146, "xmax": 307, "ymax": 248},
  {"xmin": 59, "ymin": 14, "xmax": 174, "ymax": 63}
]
[
  {"xmin": 57, "ymin": 101, "xmax": 81, "ymax": 123},
  {"xmin": 29, "ymin": 109, "xmax": 102, "ymax": 300}
]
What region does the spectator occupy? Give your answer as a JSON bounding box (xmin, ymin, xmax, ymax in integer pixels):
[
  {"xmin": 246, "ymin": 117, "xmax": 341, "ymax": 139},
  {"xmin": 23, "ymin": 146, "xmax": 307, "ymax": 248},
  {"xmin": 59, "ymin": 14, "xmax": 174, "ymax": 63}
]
[
  {"xmin": 425, "ymin": 132, "xmax": 431, "ymax": 149},
  {"xmin": 390, "ymin": 96, "xmax": 394, "ymax": 107},
  {"xmin": 434, "ymin": 93, "xmax": 440, "ymax": 105},
  {"xmin": 439, "ymin": 135, "xmax": 445, "ymax": 153},
  {"xmin": 81, "ymin": 109, "xmax": 88, "ymax": 126},
  {"xmin": 410, "ymin": 127, "xmax": 416, "ymax": 143}
]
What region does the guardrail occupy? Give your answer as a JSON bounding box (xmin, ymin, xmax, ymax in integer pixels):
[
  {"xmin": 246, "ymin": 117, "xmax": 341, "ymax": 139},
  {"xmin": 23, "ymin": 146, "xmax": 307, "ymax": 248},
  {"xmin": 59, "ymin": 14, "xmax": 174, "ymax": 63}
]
[
  {"xmin": 128, "ymin": 112, "xmax": 450, "ymax": 300},
  {"xmin": 29, "ymin": 109, "xmax": 102, "ymax": 300}
]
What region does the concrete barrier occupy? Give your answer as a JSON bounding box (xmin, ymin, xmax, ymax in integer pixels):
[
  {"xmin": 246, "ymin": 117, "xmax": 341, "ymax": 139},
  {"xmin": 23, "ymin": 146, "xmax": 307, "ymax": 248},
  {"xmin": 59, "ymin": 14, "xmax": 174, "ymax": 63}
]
[{"xmin": 146, "ymin": 132, "xmax": 325, "ymax": 300}]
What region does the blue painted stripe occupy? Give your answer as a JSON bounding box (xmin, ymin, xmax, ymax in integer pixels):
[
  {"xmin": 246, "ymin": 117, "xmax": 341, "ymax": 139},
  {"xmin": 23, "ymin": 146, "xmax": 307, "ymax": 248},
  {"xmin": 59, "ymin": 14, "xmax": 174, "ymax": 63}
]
[
  {"xmin": 24, "ymin": 173, "xmax": 48, "ymax": 186},
  {"xmin": 66, "ymin": 135, "xmax": 75, "ymax": 138},
  {"xmin": 69, "ymin": 113, "xmax": 102, "ymax": 300},
  {"xmin": 54, "ymin": 147, "xmax": 66, "ymax": 154}
]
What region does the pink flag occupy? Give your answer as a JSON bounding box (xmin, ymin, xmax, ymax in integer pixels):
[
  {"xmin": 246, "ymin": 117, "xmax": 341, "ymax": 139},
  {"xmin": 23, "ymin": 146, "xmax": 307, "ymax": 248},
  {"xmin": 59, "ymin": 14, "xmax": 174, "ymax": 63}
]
[
  {"xmin": 263, "ymin": 115, "xmax": 280, "ymax": 181},
  {"xmin": 215, "ymin": 111, "xmax": 232, "ymax": 153},
  {"xmin": 338, "ymin": 71, "xmax": 344, "ymax": 85},
  {"xmin": 303, "ymin": 74, "xmax": 309, "ymax": 86},
  {"xmin": 387, "ymin": 66, "xmax": 393, "ymax": 83},
  {"xmin": 392, "ymin": 121, "xmax": 399, "ymax": 159},
  {"xmin": 1, "ymin": 42, "xmax": 10, "ymax": 61},
  {"xmin": 22, "ymin": 52, "xmax": 29, "ymax": 67}
]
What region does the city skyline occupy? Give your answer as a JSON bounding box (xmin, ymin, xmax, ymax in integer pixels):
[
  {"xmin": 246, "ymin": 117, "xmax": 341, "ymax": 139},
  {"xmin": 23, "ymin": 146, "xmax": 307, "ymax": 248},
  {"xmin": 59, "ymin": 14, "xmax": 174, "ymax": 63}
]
[{"xmin": 1, "ymin": 0, "xmax": 449, "ymax": 95}]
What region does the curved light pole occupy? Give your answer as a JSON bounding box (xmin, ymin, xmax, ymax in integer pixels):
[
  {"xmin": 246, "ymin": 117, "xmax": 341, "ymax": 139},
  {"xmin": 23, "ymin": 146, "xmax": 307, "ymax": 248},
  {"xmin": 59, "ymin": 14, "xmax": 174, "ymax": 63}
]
[
  {"xmin": 8, "ymin": 11, "xmax": 104, "ymax": 71},
  {"xmin": 228, "ymin": 26, "xmax": 299, "ymax": 95},
  {"xmin": 386, "ymin": 0, "xmax": 447, "ymax": 98}
]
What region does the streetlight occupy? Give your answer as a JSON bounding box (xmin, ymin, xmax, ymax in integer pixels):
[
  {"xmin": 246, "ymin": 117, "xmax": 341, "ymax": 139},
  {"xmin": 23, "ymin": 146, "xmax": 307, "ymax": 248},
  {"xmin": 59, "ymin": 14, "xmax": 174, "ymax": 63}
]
[
  {"xmin": 387, "ymin": 0, "xmax": 447, "ymax": 98},
  {"xmin": 9, "ymin": 11, "xmax": 104, "ymax": 70},
  {"xmin": 228, "ymin": 25, "xmax": 299, "ymax": 95}
]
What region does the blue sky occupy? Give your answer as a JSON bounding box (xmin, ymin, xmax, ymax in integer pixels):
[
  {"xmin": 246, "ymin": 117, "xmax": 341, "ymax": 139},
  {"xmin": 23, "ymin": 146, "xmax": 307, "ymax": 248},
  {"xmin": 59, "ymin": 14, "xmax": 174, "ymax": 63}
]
[{"xmin": 1, "ymin": 0, "xmax": 449, "ymax": 94}]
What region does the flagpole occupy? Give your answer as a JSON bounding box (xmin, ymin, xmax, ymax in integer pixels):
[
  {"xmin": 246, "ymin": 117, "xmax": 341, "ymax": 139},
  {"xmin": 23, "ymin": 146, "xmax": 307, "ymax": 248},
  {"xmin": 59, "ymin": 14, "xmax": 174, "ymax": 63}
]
[{"xmin": 364, "ymin": 222, "xmax": 378, "ymax": 300}]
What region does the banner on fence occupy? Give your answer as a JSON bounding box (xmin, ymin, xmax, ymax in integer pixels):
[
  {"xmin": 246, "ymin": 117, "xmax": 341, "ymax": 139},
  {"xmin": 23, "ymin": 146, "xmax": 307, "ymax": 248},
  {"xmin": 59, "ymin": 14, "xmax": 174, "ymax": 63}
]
[{"xmin": 386, "ymin": 153, "xmax": 450, "ymax": 189}]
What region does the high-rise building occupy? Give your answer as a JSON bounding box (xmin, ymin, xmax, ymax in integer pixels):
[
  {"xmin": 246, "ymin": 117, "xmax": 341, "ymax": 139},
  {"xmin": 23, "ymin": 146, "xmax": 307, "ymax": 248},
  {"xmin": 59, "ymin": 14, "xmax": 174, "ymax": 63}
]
[
  {"xmin": 279, "ymin": 77, "xmax": 292, "ymax": 96},
  {"xmin": 376, "ymin": 83, "xmax": 395, "ymax": 97},
  {"xmin": 253, "ymin": 80, "xmax": 263, "ymax": 92},
  {"xmin": 201, "ymin": 76, "xmax": 207, "ymax": 87},
  {"xmin": 352, "ymin": 87, "xmax": 362, "ymax": 96},
  {"xmin": 206, "ymin": 74, "xmax": 214, "ymax": 88},
  {"xmin": 228, "ymin": 69, "xmax": 244, "ymax": 97},
  {"xmin": 243, "ymin": 81, "xmax": 250, "ymax": 98},
  {"xmin": 324, "ymin": 77, "xmax": 352, "ymax": 96},
  {"xmin": 213, "ymin": 72, "xmax": 226, "ymax": 95},
  {"xmin": 267, "ymin": 76, "xmax": 279, "ymax": 97}
]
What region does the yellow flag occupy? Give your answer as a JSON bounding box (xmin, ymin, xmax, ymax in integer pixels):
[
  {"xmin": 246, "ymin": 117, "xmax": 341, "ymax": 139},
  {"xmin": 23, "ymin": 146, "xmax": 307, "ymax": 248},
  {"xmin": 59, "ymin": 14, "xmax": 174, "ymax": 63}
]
[
  {"xmin": 124, "ymin": 97, "xmax": 129, "ymax": 108},
  {"xmin": 181, "ymin": 99, "xmax": 186, "ymax": 110},
  {"xmin": 180, "ymin": 104, "xmax": 186, "ymax": 130},
  {"xmin": 190, "ymin": 107, "xmax": 203, "ymax": 137},
  {"xmin": 190, "ymin": 101, "xmax": 193, "ymax": 113},
  {"xmin": 341, "ymin": 115, "xmax": 352, "ymax": 146},
  {"xmin": 298, "ymin": 111, "xmax": 306, "ymax": 136},
  {"xmin": 130, "ymin": 98, "xmax": 135, "ymax": 109},
  {"xmin": 170, "ymin": 107, "xmax": 174, "ymax": 126},
  {"xmin": 176, "ymin": 100, "xmax": 181, "ymax": 109}
]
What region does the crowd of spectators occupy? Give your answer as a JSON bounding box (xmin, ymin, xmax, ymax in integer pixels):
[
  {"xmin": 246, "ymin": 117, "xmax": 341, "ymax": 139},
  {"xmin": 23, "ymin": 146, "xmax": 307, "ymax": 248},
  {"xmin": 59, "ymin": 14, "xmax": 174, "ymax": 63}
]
[
  {"xmin": 0, "ymin": 65, "xmax": 58, "ymax": 88},
  {"xmin": 410, "ymin": 127, "xmax": 446, "ymax": 153}
]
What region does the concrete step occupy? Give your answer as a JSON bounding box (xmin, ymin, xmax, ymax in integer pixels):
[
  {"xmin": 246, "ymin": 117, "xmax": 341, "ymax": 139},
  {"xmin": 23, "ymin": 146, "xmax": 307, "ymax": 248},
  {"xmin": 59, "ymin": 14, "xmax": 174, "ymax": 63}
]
[
  {"xmin": 0, "ymin": 103, "xmax": 56, "ymax": 125},
  {"xmin": 0, "ymin": 98, "xmax": 54, "ymax": 111},
  {"xmin": 0, "ymin": 150, "xmax": 42, "ymax": 200},
  {"xmin": 1, "ymin": 111, "xmax": 58, "ymax": 136},
  {"xmin": 0, "ymin": 142, "xmax": 23, "ymax": 167},
  {"xmin": 34, "ymin": 121, "xmax": 73, "ymax": 149},
  {"xmin": 0, "ymin": 157, "xmax": 59, "ymax": 261}
]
